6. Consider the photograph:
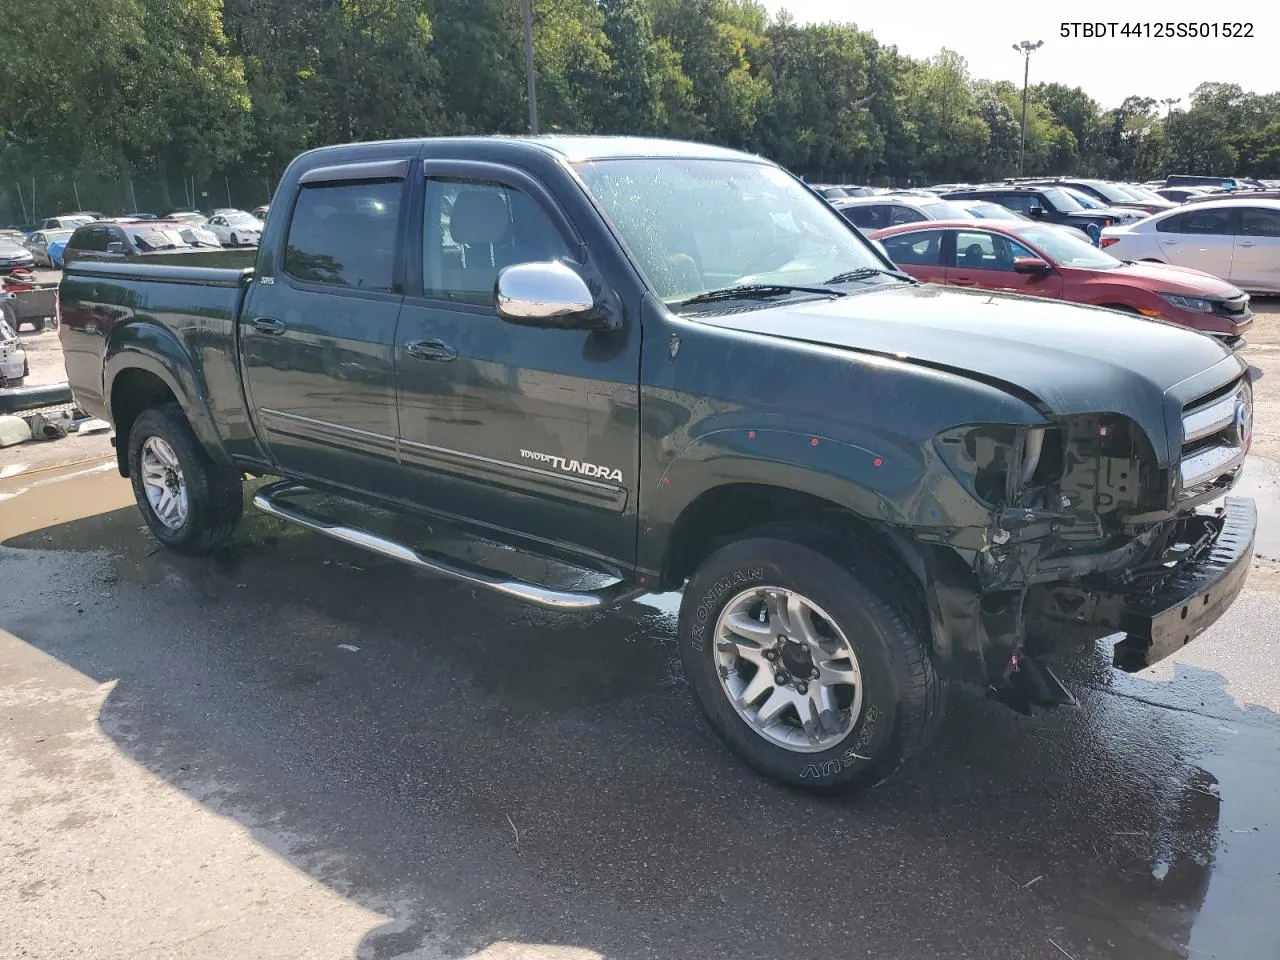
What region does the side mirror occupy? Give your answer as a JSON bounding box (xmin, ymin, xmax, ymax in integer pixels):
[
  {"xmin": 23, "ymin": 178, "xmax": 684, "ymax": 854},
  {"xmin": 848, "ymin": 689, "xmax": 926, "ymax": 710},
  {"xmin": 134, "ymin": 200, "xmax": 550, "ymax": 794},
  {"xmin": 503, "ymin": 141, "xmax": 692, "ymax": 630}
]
[
  {"xmin": 106, "ymin": 242, "xmax": 124, "ymax": 254},
  {"xmin": 1028, "ymin": 206, "xmax": 1045, "ymax": 218},
  {"xmin": 495, "ymin": 261, "xmax": 603, "ymax": 330},
  {"xmin": 1012, "ymin": 256, "xmax": 1052, "ymax": 275}
]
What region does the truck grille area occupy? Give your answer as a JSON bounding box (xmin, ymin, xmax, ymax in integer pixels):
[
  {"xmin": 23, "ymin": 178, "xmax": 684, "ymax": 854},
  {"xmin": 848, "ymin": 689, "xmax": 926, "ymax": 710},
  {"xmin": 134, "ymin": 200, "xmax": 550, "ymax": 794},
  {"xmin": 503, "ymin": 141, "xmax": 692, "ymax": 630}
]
[{"xmin": 1179, "ymin": 376, "xmax": 1251, "ymax": 497}]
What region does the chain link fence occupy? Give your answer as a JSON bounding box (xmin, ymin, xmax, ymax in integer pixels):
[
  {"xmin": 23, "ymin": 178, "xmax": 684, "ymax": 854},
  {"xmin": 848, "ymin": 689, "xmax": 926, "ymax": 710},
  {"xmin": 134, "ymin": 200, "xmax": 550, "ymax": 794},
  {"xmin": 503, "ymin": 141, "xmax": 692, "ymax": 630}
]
[{"xmin": 2, "ymin": 167, "xmax": 279, "ymax": 226}]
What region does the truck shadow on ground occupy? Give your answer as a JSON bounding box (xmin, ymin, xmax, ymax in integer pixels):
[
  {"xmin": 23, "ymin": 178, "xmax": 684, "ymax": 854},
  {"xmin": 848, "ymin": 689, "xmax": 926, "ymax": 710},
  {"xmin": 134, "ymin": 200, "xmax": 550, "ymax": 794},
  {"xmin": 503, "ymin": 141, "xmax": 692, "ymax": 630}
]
[{"xmin": 5, "ymin": 500, "xmax": 1280, "ymax": 960}]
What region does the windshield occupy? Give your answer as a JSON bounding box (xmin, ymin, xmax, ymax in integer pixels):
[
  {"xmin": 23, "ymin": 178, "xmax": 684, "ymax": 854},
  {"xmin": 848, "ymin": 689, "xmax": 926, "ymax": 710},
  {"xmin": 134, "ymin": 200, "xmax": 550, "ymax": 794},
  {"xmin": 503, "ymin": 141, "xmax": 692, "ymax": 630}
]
[
  {"xmin": 1083, "ymin": 181, "xmax": 1137, "ymax": 203},
  {"xmin": 1058, "ymin": 187, "xmax": 1102, "ymax": 209},
  {"xmin": 969, "ymin": 202, "xmax": 1028, "ymax": 220},
  {"xmin": 919, "ymin": 199, "xmax": 973, "ymax": 219},
  {"xmin": 1123, "ymin": 185, "xmax": 1168, "ymax": 204},
  {"xmin": 574, "ymin": 158, "xmax": 885, "ymax": 303},
  {"xmin": 226, "ymin": 213, "xmax": 260, "ymax": 226},
  {"xmin": 1014, "ymin": 225, "xmax": 1121, "ymax": 269},
  {"xmin": 1040, "ymin": 188, "xmax": 1085, "ymax": 212}
]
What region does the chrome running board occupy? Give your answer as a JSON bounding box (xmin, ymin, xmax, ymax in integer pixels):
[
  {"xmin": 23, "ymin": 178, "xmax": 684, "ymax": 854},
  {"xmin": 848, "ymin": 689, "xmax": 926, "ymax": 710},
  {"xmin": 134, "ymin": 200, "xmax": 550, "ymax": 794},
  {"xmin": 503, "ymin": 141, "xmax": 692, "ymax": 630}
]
[{"xmin": 251, "ymin": 481, "xmax": 645, "ymax": 612}]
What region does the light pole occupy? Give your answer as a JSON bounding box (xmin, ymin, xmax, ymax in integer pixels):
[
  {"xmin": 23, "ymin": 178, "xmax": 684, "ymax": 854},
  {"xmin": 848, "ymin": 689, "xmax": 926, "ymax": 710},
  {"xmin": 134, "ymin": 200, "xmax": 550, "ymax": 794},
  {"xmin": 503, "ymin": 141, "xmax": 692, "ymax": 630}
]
[
  {"xmin": 521, "ymin": 0, "xmax": 539, "ymax": 134},
  {"xmin": 1012, "ymin": 40, "xmax": 1043, "ymax": 175}
]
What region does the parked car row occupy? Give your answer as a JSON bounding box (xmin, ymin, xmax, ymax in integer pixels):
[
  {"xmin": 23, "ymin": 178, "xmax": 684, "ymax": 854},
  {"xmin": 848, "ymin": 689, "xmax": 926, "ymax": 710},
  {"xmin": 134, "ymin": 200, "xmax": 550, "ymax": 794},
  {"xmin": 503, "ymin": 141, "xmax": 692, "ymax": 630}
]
[{"xmin": 4, "ymin": 206, "xmax": 269, "ymax": 259}]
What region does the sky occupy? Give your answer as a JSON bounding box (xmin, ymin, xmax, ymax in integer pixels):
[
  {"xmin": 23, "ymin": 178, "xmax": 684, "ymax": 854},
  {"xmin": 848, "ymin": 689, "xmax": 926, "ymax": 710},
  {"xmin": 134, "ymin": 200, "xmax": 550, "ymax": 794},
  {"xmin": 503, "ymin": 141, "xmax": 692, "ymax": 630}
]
[{"xmin": 762, "ymin": 1, "xmax": 1279, "ymax": 108}]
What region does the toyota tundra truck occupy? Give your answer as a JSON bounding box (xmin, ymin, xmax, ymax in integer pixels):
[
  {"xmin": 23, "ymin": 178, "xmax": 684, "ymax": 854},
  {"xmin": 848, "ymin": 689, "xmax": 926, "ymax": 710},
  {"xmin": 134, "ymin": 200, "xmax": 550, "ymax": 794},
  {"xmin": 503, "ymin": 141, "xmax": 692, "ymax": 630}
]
[{"xmin": 58, "ymin": 137, "xmax": 1256, "ymax": 791}]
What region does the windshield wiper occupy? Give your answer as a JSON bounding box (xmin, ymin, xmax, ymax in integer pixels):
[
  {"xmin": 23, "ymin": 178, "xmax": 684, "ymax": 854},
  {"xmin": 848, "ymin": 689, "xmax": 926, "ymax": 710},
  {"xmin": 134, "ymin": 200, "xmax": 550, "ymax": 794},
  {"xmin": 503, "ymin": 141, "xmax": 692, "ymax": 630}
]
[
  {"xmin": 678, "ymin": 283, "xmax": 845, "ymax": 307},
  {"xmin": 823, "ymin": 266, "xmax": 916, "ymax": 285}
]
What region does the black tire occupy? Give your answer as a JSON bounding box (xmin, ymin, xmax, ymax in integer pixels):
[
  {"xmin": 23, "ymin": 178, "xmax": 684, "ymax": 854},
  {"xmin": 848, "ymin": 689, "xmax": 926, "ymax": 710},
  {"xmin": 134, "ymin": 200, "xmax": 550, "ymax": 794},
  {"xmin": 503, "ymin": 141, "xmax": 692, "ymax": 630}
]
[
  {"xmin": 679, "ymin": 536, "xmax": 946, "ymax": 792},
  {"xmin": 127, "ymin": 402, "xmax": 242, "ymax": 554},
  {"xmin": 230, "ymin": 233, "xmax": 238, "ymax": 246},
  {"xmin": 1101, "ymin": 303, "xmax": 1140, "ymax": 314}
]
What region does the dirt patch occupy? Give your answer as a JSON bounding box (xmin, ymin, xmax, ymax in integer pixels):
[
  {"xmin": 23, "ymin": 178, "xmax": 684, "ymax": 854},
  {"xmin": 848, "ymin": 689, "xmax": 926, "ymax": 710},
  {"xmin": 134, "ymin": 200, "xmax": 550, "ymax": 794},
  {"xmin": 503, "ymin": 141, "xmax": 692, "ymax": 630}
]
[{"xmin": 17, "ymin": 329, "xmax": 69, "ymax": 388}]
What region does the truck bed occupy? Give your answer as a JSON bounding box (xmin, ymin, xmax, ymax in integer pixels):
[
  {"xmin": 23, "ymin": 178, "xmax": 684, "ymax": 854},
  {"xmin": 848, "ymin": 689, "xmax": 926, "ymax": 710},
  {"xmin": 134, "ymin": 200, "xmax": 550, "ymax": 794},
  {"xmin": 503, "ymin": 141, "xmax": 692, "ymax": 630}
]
[{"xmin": 59, "ymin": 260, "xmax": 255, "ymax": 451}]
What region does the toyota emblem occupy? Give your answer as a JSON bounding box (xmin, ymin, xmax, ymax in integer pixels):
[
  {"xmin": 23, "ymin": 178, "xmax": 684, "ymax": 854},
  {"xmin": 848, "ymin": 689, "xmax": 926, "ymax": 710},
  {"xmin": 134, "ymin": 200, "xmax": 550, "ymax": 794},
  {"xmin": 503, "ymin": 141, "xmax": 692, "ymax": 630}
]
[{"xmin": 1234, "ymin": 396, "xmax": 1253, "ymax": 449}]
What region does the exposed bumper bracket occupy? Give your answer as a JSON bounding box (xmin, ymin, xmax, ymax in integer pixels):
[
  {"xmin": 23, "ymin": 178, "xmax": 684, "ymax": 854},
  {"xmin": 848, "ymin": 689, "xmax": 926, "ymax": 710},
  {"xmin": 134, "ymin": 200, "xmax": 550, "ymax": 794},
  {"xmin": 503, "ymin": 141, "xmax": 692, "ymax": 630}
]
[{"xmin": 1113, "ymin": 496, "xmax": 1256, "ymax": 671}]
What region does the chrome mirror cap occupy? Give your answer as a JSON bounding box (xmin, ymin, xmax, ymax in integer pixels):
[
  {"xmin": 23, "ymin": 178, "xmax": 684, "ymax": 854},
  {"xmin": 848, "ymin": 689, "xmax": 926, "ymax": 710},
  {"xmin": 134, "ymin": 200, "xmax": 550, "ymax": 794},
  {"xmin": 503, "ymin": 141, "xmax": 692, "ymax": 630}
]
[{"xmin": 495, "ymin": 261, "xmax": 595, "ymax": 327}]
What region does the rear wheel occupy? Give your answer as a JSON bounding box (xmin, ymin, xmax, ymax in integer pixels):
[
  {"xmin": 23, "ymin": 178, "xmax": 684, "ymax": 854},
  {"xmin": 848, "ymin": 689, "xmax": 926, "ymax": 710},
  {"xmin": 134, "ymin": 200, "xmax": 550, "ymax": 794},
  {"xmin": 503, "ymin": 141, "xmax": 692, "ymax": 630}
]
[
  {"xmin": 127, "ymin": 403, "xmax": 243, "ymax": 554},
  {"xmin": 679, "ymin": 536, "xmax": 946, "ymax": 792}
]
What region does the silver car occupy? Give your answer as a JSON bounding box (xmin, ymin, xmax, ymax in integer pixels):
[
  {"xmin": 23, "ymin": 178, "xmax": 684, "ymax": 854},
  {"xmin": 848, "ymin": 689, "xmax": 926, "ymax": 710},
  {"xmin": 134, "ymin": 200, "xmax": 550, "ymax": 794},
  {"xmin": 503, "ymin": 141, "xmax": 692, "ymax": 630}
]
[{"xmin": 24, "ymin": 229, "xmax": 74, "ymax": 267}]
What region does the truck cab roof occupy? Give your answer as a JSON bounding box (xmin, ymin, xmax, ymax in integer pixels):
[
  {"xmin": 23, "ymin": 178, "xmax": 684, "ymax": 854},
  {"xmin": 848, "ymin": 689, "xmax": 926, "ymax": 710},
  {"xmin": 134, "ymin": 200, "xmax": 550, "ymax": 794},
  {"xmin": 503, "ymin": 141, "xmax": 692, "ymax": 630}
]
[{"xmin": 294, "ymin": 135, "xmax": 763, "ymax": 168}]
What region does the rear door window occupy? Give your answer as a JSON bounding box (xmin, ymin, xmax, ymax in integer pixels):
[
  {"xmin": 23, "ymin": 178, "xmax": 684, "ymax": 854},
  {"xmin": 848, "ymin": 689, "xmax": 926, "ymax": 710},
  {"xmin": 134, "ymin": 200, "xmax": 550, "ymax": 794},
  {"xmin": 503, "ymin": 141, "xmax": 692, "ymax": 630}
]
[
  {"xmin": 841, "ymin": 205, "xmax": 890, "ymax": 229},
  {"xmin": 1157, "ymin": 209, "xmax": 1236, "ymax": 235},
  {"xmin": 881, "ymin": 230, "xmax": 945, "ymax": 266},
  {"xmin": 284, "ymin": 180, "xmax": 403, "ymax": 290}
]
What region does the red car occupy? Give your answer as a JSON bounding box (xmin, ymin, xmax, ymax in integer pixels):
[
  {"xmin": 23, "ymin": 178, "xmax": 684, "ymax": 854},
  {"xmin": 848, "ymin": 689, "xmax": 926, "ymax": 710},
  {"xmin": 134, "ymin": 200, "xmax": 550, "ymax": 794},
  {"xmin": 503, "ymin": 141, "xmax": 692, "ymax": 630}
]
[{"xmin": 869, "ymin": 219, "xmax": 1252, "ymax": 344}]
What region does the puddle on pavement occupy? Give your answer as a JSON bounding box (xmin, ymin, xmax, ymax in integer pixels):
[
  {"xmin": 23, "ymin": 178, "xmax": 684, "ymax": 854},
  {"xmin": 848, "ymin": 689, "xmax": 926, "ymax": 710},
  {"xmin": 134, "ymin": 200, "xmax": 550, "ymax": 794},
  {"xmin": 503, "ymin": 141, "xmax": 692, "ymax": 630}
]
[
  {"xmin": 0, "ymin": 458, "xmax": 133, "ymax": 542},
  {"xmin": 1230, "ymin": 455, "xmax": 1280, "ymax": 562}
]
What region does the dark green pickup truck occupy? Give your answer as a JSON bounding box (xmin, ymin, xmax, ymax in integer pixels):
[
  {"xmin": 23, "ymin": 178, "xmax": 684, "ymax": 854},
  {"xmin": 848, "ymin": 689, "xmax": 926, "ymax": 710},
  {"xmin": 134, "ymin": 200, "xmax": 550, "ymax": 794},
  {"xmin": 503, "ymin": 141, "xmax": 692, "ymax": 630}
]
[{"xmin": 60, "ymin": 136, "xmax": 1256, "ymax": 791}]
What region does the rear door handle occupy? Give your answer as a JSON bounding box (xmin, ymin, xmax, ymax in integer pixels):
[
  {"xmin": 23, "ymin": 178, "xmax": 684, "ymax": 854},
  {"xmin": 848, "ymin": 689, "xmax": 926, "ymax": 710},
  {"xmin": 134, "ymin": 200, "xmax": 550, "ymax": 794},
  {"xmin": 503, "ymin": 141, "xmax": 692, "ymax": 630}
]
[
  {"xmin": 1237, "ymin": 240, "xmax": 1256, "ymax": 247},
  {"xmin": 251, "ymin": 317, "xmax": 287, "ymax": 335},
  {"xmin": 406, "ymin": 339, "xmax": 458, "ymax": 362},
  {"xmin": 951, "ymin": 278, "xmax": 977, "ymax": 286}
]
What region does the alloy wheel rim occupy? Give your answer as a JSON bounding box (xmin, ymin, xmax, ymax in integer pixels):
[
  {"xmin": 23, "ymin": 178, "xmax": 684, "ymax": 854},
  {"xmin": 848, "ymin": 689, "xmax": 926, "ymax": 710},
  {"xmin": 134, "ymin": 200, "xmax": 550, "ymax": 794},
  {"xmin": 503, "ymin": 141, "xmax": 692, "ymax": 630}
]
[
  {"xmin": 140, "ymin": 436, "xmax": 189, "ymax": 530},
  {"xmin": 713, "ymin": 586, "xmax": 863, "ymax": 753}
]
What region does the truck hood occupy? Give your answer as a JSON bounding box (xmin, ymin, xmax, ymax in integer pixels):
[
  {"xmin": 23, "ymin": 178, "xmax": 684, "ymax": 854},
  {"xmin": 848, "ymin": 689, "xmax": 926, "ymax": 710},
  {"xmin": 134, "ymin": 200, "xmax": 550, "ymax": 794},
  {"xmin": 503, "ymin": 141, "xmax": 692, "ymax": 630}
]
[{"xmin": 693, "ymin": 284, "xmax": 1245, "ymax": 457}]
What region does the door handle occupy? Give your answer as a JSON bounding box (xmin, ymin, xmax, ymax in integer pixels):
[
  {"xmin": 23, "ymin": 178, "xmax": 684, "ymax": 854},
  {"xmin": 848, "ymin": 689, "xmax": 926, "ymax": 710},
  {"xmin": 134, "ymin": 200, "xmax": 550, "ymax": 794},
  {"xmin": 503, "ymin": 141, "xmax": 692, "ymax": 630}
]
[
  {"xmin": 1162, "ymin": 239, "xmax": 1178, "ymax": 245},
  {"xmin": 406, "ymin": 339, "xmax": 458, "ymax": 362},
  {"xmin": 251, "ymin": 317, "xmax": 287, "ymax": 335},
  {"xmin": 1237, "ymin": 240, "xmax": 1256, "ymax": 247},
  {"xmin": 951, "ymin": 278, "xmax": 977, "ymax": 286}
]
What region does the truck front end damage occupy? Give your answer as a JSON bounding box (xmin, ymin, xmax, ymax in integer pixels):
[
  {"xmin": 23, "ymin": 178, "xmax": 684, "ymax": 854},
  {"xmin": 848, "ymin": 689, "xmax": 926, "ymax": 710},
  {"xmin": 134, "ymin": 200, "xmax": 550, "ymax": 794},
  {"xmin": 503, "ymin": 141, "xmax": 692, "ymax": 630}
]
[{"xmin": 912, "ymin": 373, "xmax": 1256, "ymax": 711}]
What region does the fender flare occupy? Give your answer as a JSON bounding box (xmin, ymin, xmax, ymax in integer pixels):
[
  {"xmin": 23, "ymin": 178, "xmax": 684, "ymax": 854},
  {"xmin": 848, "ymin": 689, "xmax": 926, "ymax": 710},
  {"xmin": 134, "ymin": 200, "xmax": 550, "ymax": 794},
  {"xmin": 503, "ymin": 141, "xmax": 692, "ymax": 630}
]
[
  {"xmin": 640, "ymin": 427, "xmax": 926, "ymax": 577},
  {"xmin": 103, "ymin": 320, "xmax": 230, "ymax": 464}
]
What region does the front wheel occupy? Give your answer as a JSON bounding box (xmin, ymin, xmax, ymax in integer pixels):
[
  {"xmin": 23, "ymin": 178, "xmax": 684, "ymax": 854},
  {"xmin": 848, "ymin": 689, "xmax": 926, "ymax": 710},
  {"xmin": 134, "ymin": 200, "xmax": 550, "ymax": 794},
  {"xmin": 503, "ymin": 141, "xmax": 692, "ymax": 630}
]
[
  {"xmin": 230, "ymin": 232, "xmax": 238, "ymax": 245},
  {"xmin": 127, "ymin": 403, "xmax": 243, "ymax": 554},
  {"xmin": 679, "ymin": 536, "xmax": 946, "ymax": 792}
]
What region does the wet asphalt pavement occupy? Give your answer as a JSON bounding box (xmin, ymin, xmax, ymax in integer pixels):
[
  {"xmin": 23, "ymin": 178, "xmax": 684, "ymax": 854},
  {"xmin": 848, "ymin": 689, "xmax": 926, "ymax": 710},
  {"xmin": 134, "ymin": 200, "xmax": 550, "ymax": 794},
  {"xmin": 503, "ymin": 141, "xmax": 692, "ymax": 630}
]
[{"xmin": 3, "ymin": 462, "xmax": 1280, "ymax": 960}]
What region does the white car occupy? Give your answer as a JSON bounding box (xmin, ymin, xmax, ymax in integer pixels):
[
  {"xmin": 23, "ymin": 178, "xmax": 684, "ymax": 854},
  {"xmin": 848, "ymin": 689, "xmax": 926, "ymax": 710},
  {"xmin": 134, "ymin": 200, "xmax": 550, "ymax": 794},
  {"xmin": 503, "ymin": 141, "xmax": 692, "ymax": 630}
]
[
  {"xmin": 206, "ymin": 211, "xmax": 264, "ymax": 246},
  {"xmin": 1, "ymin": 311, "xmax": 28, "ymax": 386},
  {"xmin": 1101, "ymin": 198, "xmax": 1280, "ymax": 293}
]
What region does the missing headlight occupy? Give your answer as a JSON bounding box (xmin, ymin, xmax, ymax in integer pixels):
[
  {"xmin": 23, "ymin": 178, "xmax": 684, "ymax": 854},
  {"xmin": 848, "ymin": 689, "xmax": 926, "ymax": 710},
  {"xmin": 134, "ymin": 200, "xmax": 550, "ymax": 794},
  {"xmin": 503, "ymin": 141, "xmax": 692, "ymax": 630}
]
[{"xmin": 935, "ymin": 424, "xmax": 1064, "ymax": 506}]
